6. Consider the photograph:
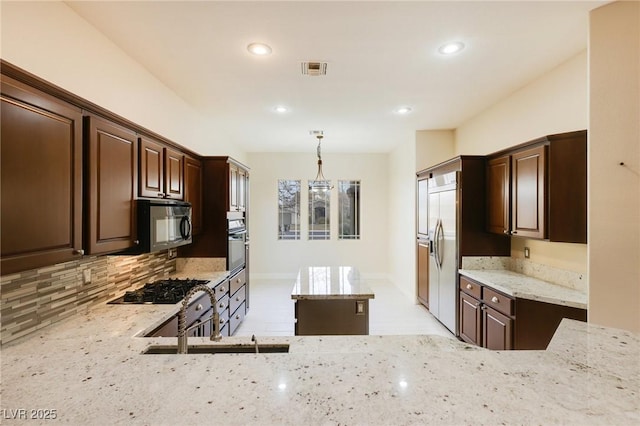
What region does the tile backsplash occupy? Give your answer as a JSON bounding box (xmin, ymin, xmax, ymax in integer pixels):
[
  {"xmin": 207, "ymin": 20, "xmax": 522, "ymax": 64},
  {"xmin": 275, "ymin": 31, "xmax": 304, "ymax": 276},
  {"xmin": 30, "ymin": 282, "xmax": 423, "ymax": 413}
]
[{"xmin": 1, "ymin": 251, "xmax": 176, "ymax": 345}]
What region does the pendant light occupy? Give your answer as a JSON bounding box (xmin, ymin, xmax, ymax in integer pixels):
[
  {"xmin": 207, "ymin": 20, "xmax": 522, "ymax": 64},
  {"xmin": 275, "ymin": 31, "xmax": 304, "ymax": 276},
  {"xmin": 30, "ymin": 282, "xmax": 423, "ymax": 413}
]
[{"xmin": 309, "ymin": 132, "xmax": 333, "ymax": 191}]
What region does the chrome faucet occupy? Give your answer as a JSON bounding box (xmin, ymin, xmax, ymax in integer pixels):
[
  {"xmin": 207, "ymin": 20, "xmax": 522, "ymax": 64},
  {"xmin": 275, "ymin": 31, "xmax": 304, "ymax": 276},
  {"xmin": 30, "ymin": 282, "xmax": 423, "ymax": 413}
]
[{"xmin": 177, "ymin": 284, "xmax": 222, "ymax": 354}]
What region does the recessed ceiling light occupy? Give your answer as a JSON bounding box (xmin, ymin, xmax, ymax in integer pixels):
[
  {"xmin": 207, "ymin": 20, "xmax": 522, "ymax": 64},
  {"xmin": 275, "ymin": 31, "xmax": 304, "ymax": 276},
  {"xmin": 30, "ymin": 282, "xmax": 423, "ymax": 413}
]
[
  {"xmin": 395, "ymin": 106, "xmax": 412, "ymax": 114},
  {"xmin": 438, "ymin": 41, "xmax": 465, "ymax": 55},
  {"xmin": 274, "ymin": 106, "xmax": 288, "ymax": 113},
  {"xmin": 247, "ymin": 42, "xmax": 272, "ymax": 56}
]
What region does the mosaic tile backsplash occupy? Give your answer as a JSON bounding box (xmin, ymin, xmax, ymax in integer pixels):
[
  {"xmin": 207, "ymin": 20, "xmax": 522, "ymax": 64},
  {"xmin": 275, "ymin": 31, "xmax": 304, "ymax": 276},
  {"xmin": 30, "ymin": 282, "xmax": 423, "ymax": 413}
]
[{"xmin": 1, "ymin": 251, "xmax": 176, "ymax": 345}]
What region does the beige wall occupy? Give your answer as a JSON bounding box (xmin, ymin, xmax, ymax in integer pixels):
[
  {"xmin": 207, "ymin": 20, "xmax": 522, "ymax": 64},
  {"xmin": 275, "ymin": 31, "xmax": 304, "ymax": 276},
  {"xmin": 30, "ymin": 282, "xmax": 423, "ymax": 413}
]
[
  {"xmin": 0, "ymin": 1, "xmax": 244, "ymax": 161},
  {"xmin": 246, "ymin": 152, "xmax": 389, "ymax": 279},
  {"xmin": 588, "ymin": 1, "xmax": 640, "ymax": 331},
  {"xmin": 416, "ymin": 130, "xmax": 455, "ymax": 172},
  {"xmin": 455, "ymin": 51, "xmax": 588, "ymax": 156}
]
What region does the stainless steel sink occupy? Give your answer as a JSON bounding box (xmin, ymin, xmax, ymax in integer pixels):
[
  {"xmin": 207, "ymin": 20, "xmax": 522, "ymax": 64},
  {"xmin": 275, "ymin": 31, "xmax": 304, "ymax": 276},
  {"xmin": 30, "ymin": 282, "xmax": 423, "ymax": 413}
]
[{"xmin": 142, "ymin": 343, "xmax": 290, "ymax": 355}]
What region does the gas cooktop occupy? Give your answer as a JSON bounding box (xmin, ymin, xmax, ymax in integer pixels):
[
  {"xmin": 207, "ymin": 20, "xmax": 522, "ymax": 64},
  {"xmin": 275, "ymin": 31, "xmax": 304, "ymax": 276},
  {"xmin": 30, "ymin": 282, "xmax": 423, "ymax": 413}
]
[{"xmin": 108, "ymin": 278, "xmax": 210, "ymax": 305}]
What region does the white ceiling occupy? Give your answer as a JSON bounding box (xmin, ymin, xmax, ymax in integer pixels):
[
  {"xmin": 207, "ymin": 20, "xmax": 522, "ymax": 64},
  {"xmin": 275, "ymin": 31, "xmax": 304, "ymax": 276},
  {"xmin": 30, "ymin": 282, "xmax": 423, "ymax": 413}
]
[{"xmin": 65, "ymin": 1, "xmax": 605, "ymax": 153}]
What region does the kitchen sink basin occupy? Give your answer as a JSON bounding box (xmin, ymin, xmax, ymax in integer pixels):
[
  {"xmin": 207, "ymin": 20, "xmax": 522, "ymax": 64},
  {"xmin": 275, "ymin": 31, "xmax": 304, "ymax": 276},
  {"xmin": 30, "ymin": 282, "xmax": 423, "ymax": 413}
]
[{"xmin": 142, "ymin": 343, "xmax": 290, "ymax": 355}]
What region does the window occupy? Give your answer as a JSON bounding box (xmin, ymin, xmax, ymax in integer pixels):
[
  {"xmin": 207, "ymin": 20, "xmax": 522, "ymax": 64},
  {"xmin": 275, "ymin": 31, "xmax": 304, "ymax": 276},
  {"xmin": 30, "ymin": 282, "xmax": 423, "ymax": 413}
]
[
  {"xmin": 338, "ymin": 180, "xmax": 360, "ymax": 239},
  {"xmin": 278, "ymin": 180, "xmax": 300, "ymax": 240},
  {"xmin": 308, "ymin": 182, "xmax": 330, "ymax": 240}
]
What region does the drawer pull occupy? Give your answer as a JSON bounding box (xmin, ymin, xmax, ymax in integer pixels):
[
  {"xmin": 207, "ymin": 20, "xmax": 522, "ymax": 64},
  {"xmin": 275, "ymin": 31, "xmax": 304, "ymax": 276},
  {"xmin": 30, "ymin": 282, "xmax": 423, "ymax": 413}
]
[
  {"xmin": 236, "ymin": 296, "xmax": 240, "ymax": 301},
  {"xmin": 236, "ymin": 277, "xmax": 241, "ymax": 283},
  {"xmin": 466, "ymin": 284, "xmax": 472, "ymax": 290},
  {"xmin": 219, "ymin": 302, "xmax": 225, "ymax": 309},
  {"xmin": 219, "ymin": 286, "xmax": 226, "ymax": 293},
  {"xmin": 195, "ymin": 303, "xmax": 204, "ymax": 311},
  {"xmin": 491, "ymin": 296, "xmax": 499, "ymax": 303},
  {"xmin": 219, "ymin": 318, "xmax": 225, "ymax": 324},
  {"xmin": 235, "ymin": 314, "xmax": 240, "ymax": 320}
]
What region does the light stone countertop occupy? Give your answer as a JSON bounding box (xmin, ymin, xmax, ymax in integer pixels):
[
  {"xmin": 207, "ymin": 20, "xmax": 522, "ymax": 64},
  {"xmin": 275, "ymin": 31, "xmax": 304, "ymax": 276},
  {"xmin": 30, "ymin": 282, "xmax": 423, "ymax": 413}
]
[
  {"xmin": 291, "ymin": 266, "xmax": 375, "ymax": 300},
  {"xmin": 1, "ymin": 292, "xmax": 638, "ymax": 425},
  {"xmin": 459, "ymin": 268, "xmax": 588, "ymax": 309}
]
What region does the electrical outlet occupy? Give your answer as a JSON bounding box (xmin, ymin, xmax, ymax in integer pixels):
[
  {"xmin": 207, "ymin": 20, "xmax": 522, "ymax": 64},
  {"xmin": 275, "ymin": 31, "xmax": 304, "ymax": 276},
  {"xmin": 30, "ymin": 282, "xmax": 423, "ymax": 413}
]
[
  {"xmin": 82, "ymin": 269, "xmax": 92, "ymax": 284},
  {"xmin": 524, "ymin": 247, "xmax": 530, "ymax": 259}
]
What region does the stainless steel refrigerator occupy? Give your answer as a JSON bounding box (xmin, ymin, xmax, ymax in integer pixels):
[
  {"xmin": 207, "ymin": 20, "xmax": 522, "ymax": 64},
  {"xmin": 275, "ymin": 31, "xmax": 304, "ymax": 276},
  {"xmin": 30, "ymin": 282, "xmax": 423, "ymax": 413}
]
[{"xmin": 428, "ymin": 171, "xmax": 458, "ymax": 334}]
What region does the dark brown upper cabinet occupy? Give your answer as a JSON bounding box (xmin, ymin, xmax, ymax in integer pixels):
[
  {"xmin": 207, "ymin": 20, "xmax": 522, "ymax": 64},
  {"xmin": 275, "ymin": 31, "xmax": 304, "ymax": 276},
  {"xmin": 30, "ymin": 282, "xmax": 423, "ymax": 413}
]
[
  {"xmin": 486, "ymin": 130, "xmax": 587, "ymax": 243},
  {"xmin": 184, "ymin": 155, "xmax": 203, "ymax": 236},
  {"xmin": 1, "ymin": 74, "xmax": 84, "ymax": 275},
  {"xmin": 139, "ymin": 136, "xmax": 184, "ymax": 200},
  {"xmin": 485, "ymin": 155, "xmax": 511, "ymax": 236},
  {"xmin": 84, "ymin": 115, "xmax": 138, "ymax": 255}
]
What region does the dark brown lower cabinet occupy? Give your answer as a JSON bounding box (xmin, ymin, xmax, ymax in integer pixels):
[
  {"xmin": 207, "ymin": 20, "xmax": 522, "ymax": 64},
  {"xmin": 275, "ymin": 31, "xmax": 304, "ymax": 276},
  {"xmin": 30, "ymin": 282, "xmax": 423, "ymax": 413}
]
[
  {"xmin": 483, "ymin": 306, "xmax": 513, "ymax": 350},
  {"xmin": 459, "ymin": 292, "xmax": 482, "ymax": 346},
  {"xmin": 417, "ymin": 241, "xmax": 430, "ymax": 308},
  {"xmin": 459, "ymin": 275, "xmax": 586, "ymax": 350}
]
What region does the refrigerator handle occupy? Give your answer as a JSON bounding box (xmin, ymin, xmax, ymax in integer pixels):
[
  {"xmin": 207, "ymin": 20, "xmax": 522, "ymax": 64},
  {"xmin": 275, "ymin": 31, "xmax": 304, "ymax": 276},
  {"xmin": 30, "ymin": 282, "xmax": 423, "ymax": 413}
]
[
  {"xmin": 437, "ymin": 219, "xmax": 444, "ymax": 270},
  {"xmin": 434, "ymin": 219, "xmax": 443, "ymax": 271}
]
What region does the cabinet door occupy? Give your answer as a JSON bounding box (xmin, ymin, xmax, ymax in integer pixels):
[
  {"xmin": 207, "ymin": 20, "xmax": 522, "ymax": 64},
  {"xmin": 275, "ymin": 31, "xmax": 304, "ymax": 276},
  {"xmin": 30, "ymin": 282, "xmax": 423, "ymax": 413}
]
[
  {"xmin": 511, "ymin": 145, "xmax": 546, "ymax": 239},
  {"xmin": 459, "ymin": 292, "xmax": 482, "ymax": 346},
  {"xmin": 486, "ymin": 155, "xmax": 510, "ymax": 235},
  {"xmin": 238, "ymin": 167, "xmax": 247, "ymax": 211},
  {"xmin": 85, "ymin": 115, "xmax": 138, "ymax": 254},
  {"xmin": 417, "ymin": 241, "xmax": 430, "ymax": 307},
  {"xmin": 164, "ymin": 147, "xmax": 184, "ymax": 200},
  {"xmin": 229, "ymin": 163, "xmax": 239, "ymax": 211},
  {"xmin": 139, "ymin": 136, "xmax": 164, "ymax": 198},
  {"xmin": 184, "ymin": 156, "xmax": 203, "ymax": 235},
  {"xmin": 483, "ymin": 305, "xmax": 513, "ymax": 350},
  {"xmin": 1, "ymin": 75, "xmax": 83, "ymax": 274}
]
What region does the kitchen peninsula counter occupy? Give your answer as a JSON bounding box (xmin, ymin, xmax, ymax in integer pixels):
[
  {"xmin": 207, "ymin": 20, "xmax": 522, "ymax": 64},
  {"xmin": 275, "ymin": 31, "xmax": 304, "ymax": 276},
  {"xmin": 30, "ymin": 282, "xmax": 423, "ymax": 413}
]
[
  {"xmin": 459, "ymin": 268, "xmax": 587, "ymax": 309},
  {"xmin": 1, "ymin": 302, "xmax": 638, "ymax": 424}
]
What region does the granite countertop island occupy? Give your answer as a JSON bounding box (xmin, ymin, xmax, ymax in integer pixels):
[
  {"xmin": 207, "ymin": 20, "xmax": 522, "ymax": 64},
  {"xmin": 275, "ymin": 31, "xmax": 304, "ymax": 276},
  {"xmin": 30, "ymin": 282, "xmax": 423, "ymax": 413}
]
[
  {"xmin": 2, "ymin": 287, "xmax": 638, "ymax": 424},
  {"xmin": 291, "ymin": 266, "xmax": 374, "ymax": 300}
]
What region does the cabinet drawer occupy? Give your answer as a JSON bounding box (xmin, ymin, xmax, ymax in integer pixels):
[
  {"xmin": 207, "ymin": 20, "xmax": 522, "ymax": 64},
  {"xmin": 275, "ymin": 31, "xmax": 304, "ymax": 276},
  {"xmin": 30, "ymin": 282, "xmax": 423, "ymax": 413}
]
[
  {"xmin": 229, "ymin": 301, "xmax": 246, "ymax": 335},
  {"xmin": 230, "ymin": 269, "xmax": 246, "ymax": 295},
  {"xmin": 460, "ymin": 276, "xmax": 482, "ymax": 299},
  {"xmin": 482, "ymin": 287, "xmax": 514, "ymax": 316},
  {"xmin": 215, "ymin": 279, "xmax": 229, "ymax": 300},
  {"xmin": 215, "ymin": 293, "xmax": 229, "ymax": 313},
  {"xmin": 230, "ymin": 285, "xmax": 246, "ymax": 314}
]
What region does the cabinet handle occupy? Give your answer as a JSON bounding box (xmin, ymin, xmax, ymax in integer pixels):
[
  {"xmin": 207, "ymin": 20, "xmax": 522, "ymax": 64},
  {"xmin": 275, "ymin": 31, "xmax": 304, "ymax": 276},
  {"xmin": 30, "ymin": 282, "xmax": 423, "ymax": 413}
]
[
  {"xmin": 466, "ymin": 284, "xmax": 472, "ymax": 290},
  {"xmin": 195, "ymin": 303, "xmax": 203, "ymax": 311},
  {"xmin": 491, "ymin": 296, "xmax": 499, "ymax": 303},
  {"xmin": 219, "ymin": 302, "xmax": 225, "ymax": 309},
  {"xmin": 219, "ymin": 318, "xmax": 225, "ymax": 324},
  {"xmin": 503, "ymin": 230, "xmax": 509, "ymax": 234},
  {"xmin": 74, "ymin": 249, "xmax": 84, "ymax": 255},
  {"xmin": 219, "ymin": 286, "xmax": 226, "ymax": 293},
  {"xmin": 158, "ymin": 193, "xmax": 164, "ymax": 198},
  {"xmin": 235, "ymin": 314, "xmax": 240, "ymax": 320},
  {"xmin": 236, "ymin": 277, "xmax": 241, "ymax": 283},
  {"xmin": 511, "ymin": 231, "xmax": 518, "ymax": 235},
  {"xmin": 236, "ymin": 296, "xmax": 240, "ymax": 301}
]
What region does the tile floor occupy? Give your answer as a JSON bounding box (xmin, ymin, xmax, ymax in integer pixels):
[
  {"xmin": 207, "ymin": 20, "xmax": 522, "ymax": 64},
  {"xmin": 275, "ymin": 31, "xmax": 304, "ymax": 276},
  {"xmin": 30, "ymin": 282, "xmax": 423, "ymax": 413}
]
[{"xmin": 234, "ymin": 278, "xmax": 454, "ymax": 338}]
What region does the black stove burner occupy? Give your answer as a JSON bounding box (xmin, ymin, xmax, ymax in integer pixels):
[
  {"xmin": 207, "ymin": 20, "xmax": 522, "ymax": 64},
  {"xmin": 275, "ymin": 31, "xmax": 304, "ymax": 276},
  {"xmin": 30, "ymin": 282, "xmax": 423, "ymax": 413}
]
[{"xmin": 111, "ymin": 278, "xmax": 210, "ymax": 304}]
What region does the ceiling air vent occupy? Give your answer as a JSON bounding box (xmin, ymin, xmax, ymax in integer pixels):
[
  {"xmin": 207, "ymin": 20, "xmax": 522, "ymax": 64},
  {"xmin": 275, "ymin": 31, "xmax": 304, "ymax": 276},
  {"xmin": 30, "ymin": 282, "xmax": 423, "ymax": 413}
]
[{"xmin": 301, "ymin": 61, "xmax": 327, "ymax": 76}]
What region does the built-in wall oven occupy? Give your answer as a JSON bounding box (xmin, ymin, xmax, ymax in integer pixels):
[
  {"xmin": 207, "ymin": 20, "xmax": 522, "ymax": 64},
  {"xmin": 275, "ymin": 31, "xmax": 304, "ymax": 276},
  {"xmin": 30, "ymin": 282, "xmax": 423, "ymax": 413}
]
[{"xmin": 227, "ymin": 214, "xmax": 246, "ymax": 275}]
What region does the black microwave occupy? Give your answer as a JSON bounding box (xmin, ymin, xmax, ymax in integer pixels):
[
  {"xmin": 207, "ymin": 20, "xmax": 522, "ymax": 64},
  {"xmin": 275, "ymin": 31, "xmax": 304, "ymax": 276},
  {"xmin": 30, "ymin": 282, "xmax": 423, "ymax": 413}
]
[{"xmin": 134, "ymin": 199, "xmax": 192, "ymax": 253}]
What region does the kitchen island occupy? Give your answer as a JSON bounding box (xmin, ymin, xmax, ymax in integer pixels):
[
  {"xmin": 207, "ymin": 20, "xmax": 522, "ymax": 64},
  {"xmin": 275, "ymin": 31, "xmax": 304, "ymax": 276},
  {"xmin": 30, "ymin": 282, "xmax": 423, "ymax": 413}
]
[
  {"xmin": 1, "ymin": 292, "xmax": 639, "ymax": 424},
  {"xmin": 291, "ymin": 266, "xmax": 375, "ymax": 335}
]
